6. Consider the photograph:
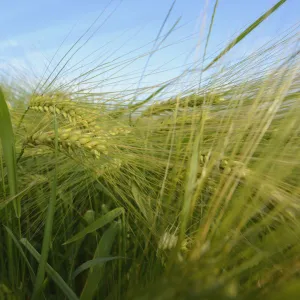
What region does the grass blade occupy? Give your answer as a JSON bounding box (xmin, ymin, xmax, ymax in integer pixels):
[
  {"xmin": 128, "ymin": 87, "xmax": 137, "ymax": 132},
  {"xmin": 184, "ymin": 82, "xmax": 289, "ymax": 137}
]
[
  {"xmin": 203, "ymin": 0, "xmax": 287, "ymax": 71},
  {"xmin": 80, "ymin": 222, "xmax": 121, "ymax": 300},
  {"xmin": 72, "ymin": 256, "xmax": 121, "ymax": 280},
  {"xmin": 63, "ymin": 207, "xmax": 124, "ymax": 245},
  {"xmin": 31, "ymin": 112, "xmax": 59, "ymax": 299},
  {"xmin": 0, "ymin": 87, "xmax": 20, "ymax": 217},
  {"xmin": 130, "ymin": 83, "xmax": 170, "ymax": 114},
  {"xmin": 20, "ymin": 238, "xmax": 79, "ymax": 300},
  {"xmin": 4, "ymin": 226, "xmax": 36, "ymax": 283}
]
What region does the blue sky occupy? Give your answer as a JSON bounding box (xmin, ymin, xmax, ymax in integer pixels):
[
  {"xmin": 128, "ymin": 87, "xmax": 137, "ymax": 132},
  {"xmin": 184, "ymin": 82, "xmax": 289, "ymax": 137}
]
[{"xmin": 0, "ymin": 0, "xmax": 299, "ymax": 94}]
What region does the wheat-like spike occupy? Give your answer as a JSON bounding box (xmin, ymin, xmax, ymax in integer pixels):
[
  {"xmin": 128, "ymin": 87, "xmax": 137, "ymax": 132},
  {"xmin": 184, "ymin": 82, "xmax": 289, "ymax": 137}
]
[
  {"xmin": 199, "ymin": 155, "xmax": 249, "ymax": 178},
  {"xmin": 25, "ymin": 128, "xmax": 123, "ymax": 176},
  {"xmin": 29, "ymin": 94, "xmax": 133, "ymax": 138},
  {"xmin": 92, "ymin": 158, "xmax": 123, "ymax": 177},
  {"xmin": 142, "ymin": 93, "xmax": 224, "ymax": 117},
  {"xmin": 29, "ymin": 94, "xmax": 97, "ymax": 128},
  {"xmin": 27, "ymin": 128, "xmax": 109, "ymax": 159}
]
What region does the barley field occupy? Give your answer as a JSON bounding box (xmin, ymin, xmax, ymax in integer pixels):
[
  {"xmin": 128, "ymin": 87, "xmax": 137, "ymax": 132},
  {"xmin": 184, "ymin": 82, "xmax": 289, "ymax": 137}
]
[{"xmin": 0, "ymin": 1, "xmax": 300, "ymax": 299}]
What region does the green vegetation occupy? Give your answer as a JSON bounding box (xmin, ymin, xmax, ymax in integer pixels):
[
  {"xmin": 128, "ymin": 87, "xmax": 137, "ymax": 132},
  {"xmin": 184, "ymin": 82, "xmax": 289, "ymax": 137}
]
[{"xmin": 1, "ymin": 1, "xmax": 300, "ymax": 299}]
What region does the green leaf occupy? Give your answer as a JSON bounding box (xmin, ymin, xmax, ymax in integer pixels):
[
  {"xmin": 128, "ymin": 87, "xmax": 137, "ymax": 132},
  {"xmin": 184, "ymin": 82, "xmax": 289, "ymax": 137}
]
[
  {"xmin": 0, "ymin": 87, "xmax": 20, "ymax": 217},
  {"xmin": 20, "ymin": 238, "xmax": 79, "ymax": 300},
  {"xmin": 72, "ymin": 256, "xmax": 121, "ymax": 279},
  {"xmin": 4, "ymin": 226, "xmax": 36, "ymax": 283},
  {"xmin": 0, "ymin": 283, "xmax": 19, "ymax": 300},
  {"xmin": 63, "ymin": 207, "xmax": 124, "ymax": 245},
  {"xmin": 203, "ymin": 0, "xmax": 287, "ymax": 71},
  {"xmin": 80, "ymin": 222, "xmax": 121, "ymax": 300}
]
